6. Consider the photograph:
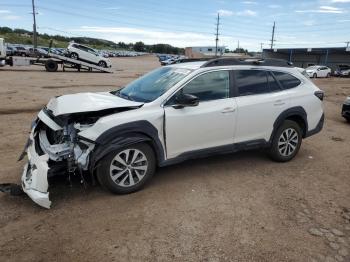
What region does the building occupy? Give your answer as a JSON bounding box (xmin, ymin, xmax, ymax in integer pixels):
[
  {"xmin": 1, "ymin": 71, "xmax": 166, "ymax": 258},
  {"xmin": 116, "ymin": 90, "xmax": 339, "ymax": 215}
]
[
  {"xmin": 263, "ymin": 47, "xmax": 350, "ymax": 70},
  {"xmin": 185, "ymin": 46, "xmax": 225, "ymax": 58}
]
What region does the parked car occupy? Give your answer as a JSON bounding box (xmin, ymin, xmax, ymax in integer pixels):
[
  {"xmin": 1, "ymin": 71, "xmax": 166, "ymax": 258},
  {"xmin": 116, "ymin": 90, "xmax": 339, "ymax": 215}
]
[
  {"xmin": 6, "ymin": 46, "xmax": 14, "ymax": 56},
  {"xmin": 19, "ymin": 58, "xmax": 324, "ymax": 208},
  {"xmin": 66, "ymin": 43, "xmax": 111, "ymax": 68},
  {"xmin": 28, "ymin": 48, "xmax": 49, "ymax": 58},
  {"xmin": 161, "ymin": 58, "xmax": 177, "ymax": 66},
  {"xmin": 13, "ymin": 46, "xmax": 29, "ymax": 57},
  {"xmin": 342, "ymin": 97, "xmax": 350, "ymax": 122},
  {"xmin": 334, "ymin": 65, "xmax": 350, "ymax": 77},
  {"xmin": 305, "ymin": 65, "xmax": 331, "ymax": 78}
]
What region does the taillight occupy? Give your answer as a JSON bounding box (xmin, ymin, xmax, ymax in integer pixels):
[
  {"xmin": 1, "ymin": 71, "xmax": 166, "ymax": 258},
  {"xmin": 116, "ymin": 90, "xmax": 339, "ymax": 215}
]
[{"xmin": 314, "ymin": 91, "xmax": 324, "ymax": 101}]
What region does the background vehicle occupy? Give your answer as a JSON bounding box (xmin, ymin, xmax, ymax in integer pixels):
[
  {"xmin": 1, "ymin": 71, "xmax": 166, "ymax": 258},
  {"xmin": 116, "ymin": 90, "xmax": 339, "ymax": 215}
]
[
  {"xmin": 13, "ymin": 46, "xmax": 29, "ymax": 57},
  {"xmin": 161, "ymin": 57, "xmax": 177, "ymax": 65},
  {"xmin": 0, "ymin": 38, "xmax": 112, "ymax": 73},
  {"xmin": 342, "ymin": 97, "xmax": 350, "ymax": 122},
  {"xmin": 6, "ymin": 46, "xmax": 14, "ymax": 56},
  {"xmin": 19, "ymin": 58, "xmax": 324, "ymax": 208},
  {"xmin": 65, "ymin": 43, "xmax": 111, "ymax": 68},
  {"xmin": 305, "ymin": 65, "xmax": 331, "ymax": 78},
  {"xmin": 28, "ymin": 48, "xmax": 49, "ymax": 58},
  {"xmin": 334, "ymin": 65, "xmax": 350, "ymax": 77}
]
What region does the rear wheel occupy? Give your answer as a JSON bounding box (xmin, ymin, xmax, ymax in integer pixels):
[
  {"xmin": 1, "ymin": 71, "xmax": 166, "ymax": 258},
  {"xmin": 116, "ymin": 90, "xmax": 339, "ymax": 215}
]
[
  {"xmin": 96, "ymin": 143, "xmax": 156, "ymax": 194},
  {"xmin": 269, "ymin": 120, "xmax": 302, "ymax": 162},
  {"xmin": 45, "ymin": 59, "xmax": 58, "ymax": 72},
  {"xmin": 70, "ymin": 52, "xmax": 79, "ymax": 60}
]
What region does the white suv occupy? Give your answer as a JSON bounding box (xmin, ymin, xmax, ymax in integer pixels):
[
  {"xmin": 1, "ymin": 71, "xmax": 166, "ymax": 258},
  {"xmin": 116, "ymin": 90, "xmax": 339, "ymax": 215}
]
[
  {"xmin": 19, "ymin": 58, "xmax": 324, "ymax": 208},
  {"xmin": 66, "ymin": 43, "xmax": 111, "ymax": 68}
]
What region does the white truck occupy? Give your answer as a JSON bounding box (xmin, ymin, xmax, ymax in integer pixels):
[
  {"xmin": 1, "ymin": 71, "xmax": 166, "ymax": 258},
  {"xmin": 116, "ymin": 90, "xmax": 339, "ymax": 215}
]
[{"xmin": 0, "ymin": 38, "xmax": 112, "ymax": 73}]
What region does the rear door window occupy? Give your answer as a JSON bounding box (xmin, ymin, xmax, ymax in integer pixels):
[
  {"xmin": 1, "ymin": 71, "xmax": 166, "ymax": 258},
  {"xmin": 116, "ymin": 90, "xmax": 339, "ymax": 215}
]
[
  {"xmin": 267, "ymin": 72, "xmax": 281, "ymax": 92},
  {"xmin": 272, "ymin": 71, "xmax": 301, "ymax": 89},
  {"xmin": 235, "ymin": 70, "xmax": 269, "ymax": 96}
]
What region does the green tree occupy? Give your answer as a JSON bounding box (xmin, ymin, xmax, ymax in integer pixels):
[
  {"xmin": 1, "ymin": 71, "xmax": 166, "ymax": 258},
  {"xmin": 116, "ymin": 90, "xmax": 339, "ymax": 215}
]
[{"xmin": 134, "ymin": 41, "xmax": 145, "ymax": 52}]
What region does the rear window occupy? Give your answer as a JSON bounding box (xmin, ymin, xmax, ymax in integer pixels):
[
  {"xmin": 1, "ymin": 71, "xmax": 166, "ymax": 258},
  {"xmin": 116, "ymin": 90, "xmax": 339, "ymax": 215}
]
[{"xmin": 272, "ymin": 71, "xmax": 301, "ymax": 89}]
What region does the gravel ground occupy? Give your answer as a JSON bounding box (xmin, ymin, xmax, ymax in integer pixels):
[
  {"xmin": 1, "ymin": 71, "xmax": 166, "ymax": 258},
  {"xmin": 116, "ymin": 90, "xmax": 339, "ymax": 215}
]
[{"xmin": 0, "ymin": 56, "xmax": 349, "ymax": 262}]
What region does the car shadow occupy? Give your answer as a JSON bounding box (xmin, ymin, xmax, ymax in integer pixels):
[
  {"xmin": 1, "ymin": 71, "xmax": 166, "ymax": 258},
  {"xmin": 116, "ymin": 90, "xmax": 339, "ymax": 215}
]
[{"xmin": 8, "ymin": 149, "xmax": 273, "ymax": 209}]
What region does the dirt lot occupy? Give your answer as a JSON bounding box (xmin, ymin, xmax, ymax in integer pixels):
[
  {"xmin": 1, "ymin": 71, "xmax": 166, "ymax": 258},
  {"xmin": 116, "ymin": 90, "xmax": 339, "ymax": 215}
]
[{"xmin": 0, "ymin": 56, "xmax": 349, "ymax": 262}]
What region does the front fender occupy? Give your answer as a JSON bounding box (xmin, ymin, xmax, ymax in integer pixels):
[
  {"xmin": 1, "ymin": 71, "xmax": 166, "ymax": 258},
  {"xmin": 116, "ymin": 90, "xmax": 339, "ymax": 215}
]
[{"xmin": 88, "ymin": 121, "xmax": 166, "ymax": 171}]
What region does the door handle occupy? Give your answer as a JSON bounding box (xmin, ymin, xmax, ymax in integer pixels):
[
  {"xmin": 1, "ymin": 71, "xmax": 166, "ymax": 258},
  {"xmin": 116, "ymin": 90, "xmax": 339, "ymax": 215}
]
[
  {"xmin": 274, "ymin": 100, "xmax": 285, "ymax": 106},
  {"xmin": 221, "ymin": 107, "xmax": 236, "ymax": 113}
]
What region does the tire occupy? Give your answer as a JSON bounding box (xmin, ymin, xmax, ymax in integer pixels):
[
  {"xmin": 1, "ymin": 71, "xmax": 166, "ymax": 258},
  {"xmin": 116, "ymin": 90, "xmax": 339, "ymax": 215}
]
[
  {"xmin": 45, "ymin": 59, "xmax": 58, "ymax": 72},
  {"xmin": 96, "ymin": 143, "xmax": 156, "ymax": 194},
  {"xmin": 269, "ymin": 120, "xmax": 302, "ymax": 162},
  {"xmin": 70, "ymin": 52, "xmax": 79, "ymax": 60},
  {"xmin": 313, "ymin": 73, "xmax": 317, "ymax": 78},
  {"xmin": 98, "ymin": 61, "xmax": 107, "ymax": 68}
]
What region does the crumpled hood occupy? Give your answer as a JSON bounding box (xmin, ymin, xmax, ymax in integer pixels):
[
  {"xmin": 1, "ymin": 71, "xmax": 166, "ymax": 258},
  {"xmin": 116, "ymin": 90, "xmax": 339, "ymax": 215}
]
[{"xmin": 46, "ymin": 92, "xmax": 143, "ymax": 116}]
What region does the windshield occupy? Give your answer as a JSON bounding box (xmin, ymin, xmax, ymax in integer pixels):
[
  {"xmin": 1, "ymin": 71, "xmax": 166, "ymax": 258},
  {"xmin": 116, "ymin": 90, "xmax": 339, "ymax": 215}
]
[{"xmin": 116, "ymin": 67, "xmax": 191, "ymax": 102}]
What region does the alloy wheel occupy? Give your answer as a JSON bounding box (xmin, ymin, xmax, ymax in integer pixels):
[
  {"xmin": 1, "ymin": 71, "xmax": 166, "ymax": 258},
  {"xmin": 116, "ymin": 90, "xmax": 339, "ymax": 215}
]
[
  {"xmin": 109, "ymin": 149, "xmax": 148, "ymax": 187},
  {"xmin": 278, "ymin": 128, "xmax": 299, "ymax": 157}
]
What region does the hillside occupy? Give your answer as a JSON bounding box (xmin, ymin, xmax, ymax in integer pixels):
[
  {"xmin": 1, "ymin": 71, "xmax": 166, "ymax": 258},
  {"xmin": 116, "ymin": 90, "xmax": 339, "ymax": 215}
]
[
  {"xmin": 0, "ymin": 27, "xmax": 122, "ymax": 50},
  {"xmin": 0, "ymin": 27, "xmax": 184, "ymax": 54}
]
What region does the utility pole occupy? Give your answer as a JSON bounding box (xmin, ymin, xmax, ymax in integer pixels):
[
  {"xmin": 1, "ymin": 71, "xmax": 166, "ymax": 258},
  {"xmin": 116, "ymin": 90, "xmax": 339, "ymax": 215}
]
[
  {"xmin": 237, "ymin": 40, "xmax": 240, "ymax": 51},
  {"xmin": 260, "ymin": 43, "xmax": 264, "ymax": 58},
  {"xmin": 31, "ymin": 0, "xmax": 37, "ymax": 48},
  {"xmin": 215, "ymin": 13, "xmax": 220, "ymax": 57},
  {"xmin": 270, "ymin": 21, "xmax": 275, "ymax": 49}
]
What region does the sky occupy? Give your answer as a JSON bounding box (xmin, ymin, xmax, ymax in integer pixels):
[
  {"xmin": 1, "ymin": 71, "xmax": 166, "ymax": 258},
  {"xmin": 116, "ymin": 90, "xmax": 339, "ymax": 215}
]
[{"xmin": 0, "ymin": 0, "xmax": 350, "ymax": 51}]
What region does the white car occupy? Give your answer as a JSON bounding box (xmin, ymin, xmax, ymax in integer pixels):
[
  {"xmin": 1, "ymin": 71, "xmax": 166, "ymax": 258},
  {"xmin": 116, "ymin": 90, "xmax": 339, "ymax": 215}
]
[
  {"xmin": 19, "ymin": 58, "xmax": 324, "ymax": 208},
  {"xmin": 305, "ymin": 65, "xmax": 331, "ymax": 78},
  {"xmin": 66, "ymin": 43, "xmax": 111, "ymax": 68}
]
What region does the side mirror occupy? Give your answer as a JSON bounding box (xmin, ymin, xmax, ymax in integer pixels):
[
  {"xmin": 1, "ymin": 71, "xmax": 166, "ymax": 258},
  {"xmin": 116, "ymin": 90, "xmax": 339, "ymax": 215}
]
[{"xmin": 173, "ymin": 93, "xmax": 199, "ymax": 109}]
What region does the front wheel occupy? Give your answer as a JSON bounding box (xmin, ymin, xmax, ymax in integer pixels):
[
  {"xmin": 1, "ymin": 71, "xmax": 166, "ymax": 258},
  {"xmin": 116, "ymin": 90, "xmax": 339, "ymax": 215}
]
[
  {"xmin": 98, "ymin": 61, "xmax": 107, "ymax": 68},
  {"xmin": 96, "ymin": 143, "xmax": 156, "ymax": 194},
  {"xmin": 269, "ymin": 120, "xmax": 302, "ymax": 162}
]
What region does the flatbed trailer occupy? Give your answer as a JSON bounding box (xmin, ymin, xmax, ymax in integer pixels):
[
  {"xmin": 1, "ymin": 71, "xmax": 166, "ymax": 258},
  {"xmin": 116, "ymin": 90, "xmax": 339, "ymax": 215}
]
[{"xmin": 0, "ymin": 38, "xmax": 113, "ymax": 73}]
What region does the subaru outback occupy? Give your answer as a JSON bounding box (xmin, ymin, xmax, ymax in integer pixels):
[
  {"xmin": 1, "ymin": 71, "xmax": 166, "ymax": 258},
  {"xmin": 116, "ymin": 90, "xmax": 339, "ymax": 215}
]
[{"xmin": 19, "ymin": 58, "xmax": 324, "ymax": 208}]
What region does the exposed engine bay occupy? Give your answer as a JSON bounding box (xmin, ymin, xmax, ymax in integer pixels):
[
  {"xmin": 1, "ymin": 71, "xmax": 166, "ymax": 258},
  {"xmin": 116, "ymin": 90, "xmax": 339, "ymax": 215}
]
[{"xmin": 19, "ymin": 92, "xmax": 144, "ymax": 208}]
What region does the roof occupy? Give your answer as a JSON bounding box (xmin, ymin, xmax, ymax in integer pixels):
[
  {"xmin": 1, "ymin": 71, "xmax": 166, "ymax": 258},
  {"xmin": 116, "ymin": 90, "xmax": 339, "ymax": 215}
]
[{"xmin": 168, "ymin": 61, "xmax": 206, "ymax": 70}]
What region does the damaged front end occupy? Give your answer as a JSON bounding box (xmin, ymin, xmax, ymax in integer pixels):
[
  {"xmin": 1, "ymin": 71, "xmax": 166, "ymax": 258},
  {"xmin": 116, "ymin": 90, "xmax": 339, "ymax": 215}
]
[{"xmin": 20, "ymin": 108, "xmax": 95, "ymax": 208}]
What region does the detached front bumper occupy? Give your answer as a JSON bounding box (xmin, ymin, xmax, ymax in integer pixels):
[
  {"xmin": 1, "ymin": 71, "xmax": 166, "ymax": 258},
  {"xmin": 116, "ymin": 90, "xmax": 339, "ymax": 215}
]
[{"xmin": 21, "ymin": 132, "xmax": 51, "ymax": 208}]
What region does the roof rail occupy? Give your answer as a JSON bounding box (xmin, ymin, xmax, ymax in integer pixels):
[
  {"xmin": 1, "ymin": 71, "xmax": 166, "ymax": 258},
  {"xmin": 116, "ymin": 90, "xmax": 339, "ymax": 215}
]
[
  {"xmin": 174, "ymin": 58, "xmax": 212, "ymax": 64},
  {"xmin": 200, "ymin": 57, "xmax": 293, "ymax": 68}
]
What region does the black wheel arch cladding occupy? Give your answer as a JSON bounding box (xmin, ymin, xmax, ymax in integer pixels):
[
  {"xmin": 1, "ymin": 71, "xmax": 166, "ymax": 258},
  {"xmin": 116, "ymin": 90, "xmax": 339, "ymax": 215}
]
[
  {"xmin": 89, "ymin": 121, "xmax": 165, "ymax": 172},
  {"xmin": 270, "ymin": 106, "xmax": 308, "ymax": 142}
]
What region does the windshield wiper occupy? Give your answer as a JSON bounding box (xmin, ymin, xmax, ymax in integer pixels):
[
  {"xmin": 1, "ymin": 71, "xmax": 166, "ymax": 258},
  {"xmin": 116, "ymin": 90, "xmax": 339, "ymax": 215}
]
[{"xmin": 112, "ymin": 90, "xmax": 135, "ymax": 101}]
